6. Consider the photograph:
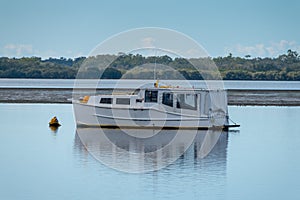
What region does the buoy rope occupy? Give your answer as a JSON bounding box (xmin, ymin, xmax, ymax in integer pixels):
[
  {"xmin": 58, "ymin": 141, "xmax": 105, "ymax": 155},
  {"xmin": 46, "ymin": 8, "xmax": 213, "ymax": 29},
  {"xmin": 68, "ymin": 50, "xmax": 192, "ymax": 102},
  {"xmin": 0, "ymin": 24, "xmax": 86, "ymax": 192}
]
[{"xmin": 228, "ymin": 117, "xmax": 237, "ymax": 125}]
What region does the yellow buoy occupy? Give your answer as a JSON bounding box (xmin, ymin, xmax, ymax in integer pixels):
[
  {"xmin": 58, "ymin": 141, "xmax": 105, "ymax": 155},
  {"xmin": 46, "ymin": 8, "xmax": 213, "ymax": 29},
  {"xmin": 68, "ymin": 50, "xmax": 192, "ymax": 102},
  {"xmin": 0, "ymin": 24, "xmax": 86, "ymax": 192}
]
[{"xmin": 49, "ymin": 116, "xmax": 61, "ymax": 127}]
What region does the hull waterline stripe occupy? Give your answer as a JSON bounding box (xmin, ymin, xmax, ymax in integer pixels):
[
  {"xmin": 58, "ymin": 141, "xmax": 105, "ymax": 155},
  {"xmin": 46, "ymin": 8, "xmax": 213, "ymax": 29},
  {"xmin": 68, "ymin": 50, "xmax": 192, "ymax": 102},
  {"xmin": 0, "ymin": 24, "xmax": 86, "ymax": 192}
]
[{"xmin": 76, "ymin": 122, "xmax": 239, "ymax": 130}]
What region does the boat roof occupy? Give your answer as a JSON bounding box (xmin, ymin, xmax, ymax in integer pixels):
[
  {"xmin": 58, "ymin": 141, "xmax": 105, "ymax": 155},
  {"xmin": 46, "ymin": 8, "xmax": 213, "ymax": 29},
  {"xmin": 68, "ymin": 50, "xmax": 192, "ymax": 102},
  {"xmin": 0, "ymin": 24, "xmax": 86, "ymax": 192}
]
[{"xmin": 141, "ymin": 87, "xmax": 226, "ymax": 91}]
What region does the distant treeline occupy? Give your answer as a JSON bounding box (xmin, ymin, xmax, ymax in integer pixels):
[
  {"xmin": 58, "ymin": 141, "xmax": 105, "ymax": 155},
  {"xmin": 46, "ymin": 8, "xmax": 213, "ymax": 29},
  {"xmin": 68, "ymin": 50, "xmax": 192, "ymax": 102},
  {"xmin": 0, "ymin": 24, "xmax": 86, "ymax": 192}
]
[{"xmin": 0, "ymin": 49, "xmax": 300, "ymax": 80}]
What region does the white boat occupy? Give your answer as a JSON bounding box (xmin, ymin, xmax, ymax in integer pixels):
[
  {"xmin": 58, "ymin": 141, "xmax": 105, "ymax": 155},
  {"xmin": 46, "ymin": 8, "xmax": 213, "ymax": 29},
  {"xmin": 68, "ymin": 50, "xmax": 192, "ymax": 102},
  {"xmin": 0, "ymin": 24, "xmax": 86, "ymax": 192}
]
[{"xmin": 73, "ymin": 81, "xmax": 238, "ymax": 129}]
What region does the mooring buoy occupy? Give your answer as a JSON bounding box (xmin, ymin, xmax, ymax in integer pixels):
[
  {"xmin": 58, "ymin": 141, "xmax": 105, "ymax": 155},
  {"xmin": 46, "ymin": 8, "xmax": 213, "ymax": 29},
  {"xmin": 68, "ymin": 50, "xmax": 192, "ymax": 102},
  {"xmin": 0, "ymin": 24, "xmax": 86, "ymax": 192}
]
[{"xmin": 49, "ymin": 116, "xmax": 61, "ymax": 127}]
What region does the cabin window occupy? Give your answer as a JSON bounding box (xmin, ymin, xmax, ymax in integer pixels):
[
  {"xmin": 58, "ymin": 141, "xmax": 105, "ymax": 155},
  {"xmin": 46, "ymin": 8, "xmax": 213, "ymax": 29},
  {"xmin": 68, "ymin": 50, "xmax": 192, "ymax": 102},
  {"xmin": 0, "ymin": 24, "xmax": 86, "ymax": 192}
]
[
  {"xmin": 145, "ymin": 90, "xmax": 158, "ymax": 102},
  {"xmin": 100, "ymin": 98, "xmax": 112, "ymax": 104},
  {"xmin": 176, "ymin": 94, "xmax": 197, "ymax": 110},
  {"xmin": 162, "ymin": 92, "xmax": 173, "ymax": 107},
  {"xmin": 116, "ymin": 98, "xmax": 130, "ymax": 105}
]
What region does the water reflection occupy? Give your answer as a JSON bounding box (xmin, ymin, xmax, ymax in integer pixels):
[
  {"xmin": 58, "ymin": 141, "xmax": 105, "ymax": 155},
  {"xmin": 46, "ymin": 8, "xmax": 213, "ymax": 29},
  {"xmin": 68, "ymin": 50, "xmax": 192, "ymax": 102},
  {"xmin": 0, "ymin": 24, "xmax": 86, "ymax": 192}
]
[
  {"xmin": 74, "ymin": 128, "xmax": 229, "ymax": 173},
  {"xmin": 49, "ymin": 125, "xmax": 59, "ymax": 133}
]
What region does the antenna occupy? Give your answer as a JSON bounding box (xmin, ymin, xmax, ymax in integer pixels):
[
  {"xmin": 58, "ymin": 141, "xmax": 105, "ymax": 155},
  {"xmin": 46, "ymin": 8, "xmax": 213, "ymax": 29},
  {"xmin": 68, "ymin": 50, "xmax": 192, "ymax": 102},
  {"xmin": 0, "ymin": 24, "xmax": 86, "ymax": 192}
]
[
  {"xmin": 154, "ymin": 61, "xmax": 156, "ymax": 80},
  {"xmin": 154, "ymin": 50, "xmax": 157, "ymax": 80}
]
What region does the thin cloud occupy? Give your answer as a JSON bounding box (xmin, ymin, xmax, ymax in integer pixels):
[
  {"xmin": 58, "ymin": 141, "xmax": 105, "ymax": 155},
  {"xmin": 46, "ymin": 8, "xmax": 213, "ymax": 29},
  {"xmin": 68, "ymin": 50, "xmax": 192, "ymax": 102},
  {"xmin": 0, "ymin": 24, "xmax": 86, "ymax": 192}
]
[
  {"xmin": 3, "ymin": 44, "xmax": 33, "ymax": 57},
  {"xmin": 1, "ymin": 44, "xmax": 85, "ymax": 59},
  {"xmin": 141, "ymin": 37, "xmax": 155, "ymax": 47},
  {"xmin": 225, "ymin": 40, "xmax": 300, "ymax": 57}
]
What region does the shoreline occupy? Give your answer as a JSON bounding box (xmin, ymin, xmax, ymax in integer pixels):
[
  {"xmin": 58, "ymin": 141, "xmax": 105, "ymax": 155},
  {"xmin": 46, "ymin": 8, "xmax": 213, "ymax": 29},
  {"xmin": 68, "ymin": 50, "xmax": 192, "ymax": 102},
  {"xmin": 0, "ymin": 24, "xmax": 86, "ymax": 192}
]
[{"xmin": 0, "ymin": 88, "xmax": 300, "ymax": 106}]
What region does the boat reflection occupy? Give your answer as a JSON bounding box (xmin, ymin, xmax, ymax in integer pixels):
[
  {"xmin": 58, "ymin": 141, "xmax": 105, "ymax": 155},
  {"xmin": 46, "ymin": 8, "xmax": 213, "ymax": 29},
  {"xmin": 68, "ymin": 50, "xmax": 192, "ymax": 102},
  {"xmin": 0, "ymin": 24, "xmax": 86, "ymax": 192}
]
[{"xmin": 74, "ymin": 128, "xmax": 229, "ymax": 173}]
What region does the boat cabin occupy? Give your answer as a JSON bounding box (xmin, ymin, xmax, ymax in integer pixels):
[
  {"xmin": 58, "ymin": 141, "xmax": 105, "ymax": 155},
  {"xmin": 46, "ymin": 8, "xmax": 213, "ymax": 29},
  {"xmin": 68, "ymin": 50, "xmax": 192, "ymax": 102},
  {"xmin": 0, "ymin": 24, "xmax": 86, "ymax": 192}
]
[{"xmin": 84, "ymin": 87, "xmax": 228, "ymax": 117}]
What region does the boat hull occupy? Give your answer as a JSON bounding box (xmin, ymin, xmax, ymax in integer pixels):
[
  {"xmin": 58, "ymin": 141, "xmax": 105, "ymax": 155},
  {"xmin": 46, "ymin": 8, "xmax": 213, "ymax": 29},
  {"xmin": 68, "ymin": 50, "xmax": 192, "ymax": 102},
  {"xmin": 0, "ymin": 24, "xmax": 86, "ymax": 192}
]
[{"xmin": 73, "ymin": 102, "xmax": 228, "ymax": 129}]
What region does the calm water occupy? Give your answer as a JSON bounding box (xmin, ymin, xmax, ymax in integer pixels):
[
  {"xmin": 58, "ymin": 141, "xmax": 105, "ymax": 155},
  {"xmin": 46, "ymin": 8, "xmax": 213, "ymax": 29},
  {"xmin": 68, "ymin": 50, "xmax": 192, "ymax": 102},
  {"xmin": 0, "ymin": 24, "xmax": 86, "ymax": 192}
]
[
  {"xmin": 1, "ymin": 79, "xmax": 300, "ymax": 90},
  {"xmin": 0, "ymin": 104, "xmax": 300, "ymax": 199}
]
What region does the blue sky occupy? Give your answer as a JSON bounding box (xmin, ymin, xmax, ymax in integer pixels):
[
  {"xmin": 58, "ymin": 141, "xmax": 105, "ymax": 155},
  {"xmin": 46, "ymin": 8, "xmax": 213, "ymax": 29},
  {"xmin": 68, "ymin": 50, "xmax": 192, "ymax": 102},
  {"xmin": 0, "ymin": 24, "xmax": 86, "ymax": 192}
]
[{"xmin": 0, "ymin": 0, "xmax": 299, "ymax": 58}]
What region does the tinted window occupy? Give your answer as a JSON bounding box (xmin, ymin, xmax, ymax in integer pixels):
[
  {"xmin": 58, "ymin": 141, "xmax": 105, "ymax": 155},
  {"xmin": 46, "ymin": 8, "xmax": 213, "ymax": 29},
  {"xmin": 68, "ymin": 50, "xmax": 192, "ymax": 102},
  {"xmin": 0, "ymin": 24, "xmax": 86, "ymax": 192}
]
[
  {"xmin": 100, "ymin": 98, "xmax": 112, "ymax": 104},
  {"xmin": 145, "ymin": 90, "xmax": 158, "ymax": 102},
  {"xmin": 162, "ymin": 93, "xmax": 173, "ymax": 107},
  {"xmin": 176, "ymin": 94, "xmax": 197, "ymax": 110},
  {"xmin": 116, "ymin": 98, "xmax": 130, "ymax": 105}
]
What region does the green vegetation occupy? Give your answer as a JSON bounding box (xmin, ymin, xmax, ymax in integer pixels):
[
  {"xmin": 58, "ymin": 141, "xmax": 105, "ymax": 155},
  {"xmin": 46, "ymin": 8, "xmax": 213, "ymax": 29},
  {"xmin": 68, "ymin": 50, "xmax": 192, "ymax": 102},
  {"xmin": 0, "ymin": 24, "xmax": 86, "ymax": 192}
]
[{"xmin": 0, "ymin": 50, "xmax": 300, "ymax": 80}]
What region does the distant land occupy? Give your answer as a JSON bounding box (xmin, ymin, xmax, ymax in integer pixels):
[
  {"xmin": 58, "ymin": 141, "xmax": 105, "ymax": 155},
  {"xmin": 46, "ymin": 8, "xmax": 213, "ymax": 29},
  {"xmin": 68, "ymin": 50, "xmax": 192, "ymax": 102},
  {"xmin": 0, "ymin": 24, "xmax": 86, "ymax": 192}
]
[{"xmin": 0, "ymin": 50, "xmax": 299, "ymax": 80}]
